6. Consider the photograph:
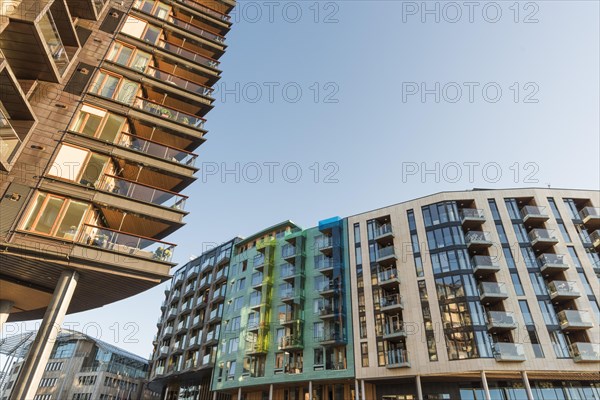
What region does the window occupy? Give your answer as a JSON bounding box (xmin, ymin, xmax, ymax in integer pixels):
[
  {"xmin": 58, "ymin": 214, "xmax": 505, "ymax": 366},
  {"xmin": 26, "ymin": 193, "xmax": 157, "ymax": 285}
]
[
  {"xmin": 527, "ymin": 329, "xmax": 544, "ymax": 358},
  {"xmin": 504, "ymin": 199, "xmax": 520, "ymax": 220},
  {"xmin": 538, "ymin": 300, "xmax": 558, "ymax": 325},
  {"xmin": 511, "ymin": 272, "xmax": 525, "ymax": 296},
  {"xmin": 226, "ymin": 360, "xmax": 236, "ymax": 379},
  {"xmin": 106, "ymin": 41, "xmax": 151, "ymax": 72},
  {"xmin": 89, "ymin": 70, "xmax": 138, "ymax": 105},
  {"xmin": 529, "ymin": 273, "xmax": 548, "ymax": 296},
  {"xmin": 567, "ymin": 246, "xmax": 583, "ymax": 268},
  {"xmin": 45, "ymin": 362, "xmax": 63, "ymax": 371},
  {"xmin": 21, "ymin": 193, "xmax": 89, "ymax": 240},
  {"xmin": 360, "ymin": 343, "xmax": 369, "ymax": 367},
  {"xmin": 78, "ymin": 376, "xmax": 96, "ymax": 385},
  {"xmin": 488, "ymin": 199, "xmax": 501, "ymax": 220},
  {"xmin": 228, "ymin": 337, "xmax": 239, "ymax": 353},
  {"xmin": 578, "ymin": 272, "xmax": 594, "ymax": 296},
  {"xmin": 39, "ymin": 378, "xmax": 57, "ymax": 387},
  {"xmin": 120, "ymin": 15, "xmax": 162, "ymax": 44},
  {"xmin": 563, "ymin": 199, "xmax": 579, "ymax": 220},
  {"xmin": 49, "ymin": 144, "xmax": 110, "ymax": 187},
  {"xmin": 233, "ymin": 296, "xmax": 243, "ymax": 311},
  {"xmin": 236, "ymin": 278, "xmax": 246, "ymax": 291},
  {"xmin": 549, "ymin": 330, "xmax": 570, "ymax": 358}
]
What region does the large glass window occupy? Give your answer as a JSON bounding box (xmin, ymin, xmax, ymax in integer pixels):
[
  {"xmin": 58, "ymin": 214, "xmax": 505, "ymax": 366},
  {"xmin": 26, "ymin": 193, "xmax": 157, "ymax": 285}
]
[
  {"xmin": 21, "ymin": 193, "xmax": 89, "ymax": 239},
  {"xmin": 71, "ymin": 104, "xmax": 126, "ymax": 143},
  {"xmin": 89, "ymin": 71, "xmax": 138, "ymax": 105},
  {"xmin": 48, "ymin": 144, "xmax": 110, "ymax": 187}
]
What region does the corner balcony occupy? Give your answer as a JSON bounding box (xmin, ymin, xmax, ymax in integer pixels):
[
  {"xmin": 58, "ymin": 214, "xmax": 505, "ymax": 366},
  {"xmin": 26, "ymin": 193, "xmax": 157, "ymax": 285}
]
[
  {"xmin": 278, "ymin": 335, "xmax": 303, "ymax": 351},
  {"xmin": 460, "ymin": 208, "xmax": 486, "ymax": 227},
  {"xmin": 385, "ymin": 349, "xmax": 410, "ymax": 369},
  {"xmin": 486, "ymin": 311, "xmax": 517, "ymax": 332},
  {"xmin": 493, "ymin": 343, "xmax": 526, "ymax": 362},
  {"xmin": 373, "ymin": 223, "xmax": 394, "ymax": 243},
  {"xmin": 377, "ymin": 267, "xmax": 400, "ymax": 288},
  {"xmin": 158, "ymin": 346, "xmax": 169, "ymax": 357},
  {"xmin": 557, "ymin": 310, "xmax": 593, "ymax": 331},
  {"xmin": 76, "ymin": 224, "xmax": 175, "ymax": 263},
  {"xmin": 478, "ymin": 282, "xmax": 508, "ymax": 304},
  {"xmin": 465, "ymin": 231, "xmax": 493, "ymax": 250},
  {"xmin": 528, "ymin": 229, "xmax": 559, "ymax": 250},
  {"xmin": 520, "ymin": 205, "xmax": 549, "ymax": 224},
  {"xmin": 569, "ymin": 343, "xmax": 600, "ymax": 363},
  {"xmin": 375, "ymin": 246, "xmax": 397, "ymax": 266},
  {"xmin": 382, "ymin": 321, "xmax": 406, "ymax": 341},
  {"xmin": 548, "ymin": 281, "xmax": 580, "ymax": 302},
  {"xmin": 471, "ymin": 255, "xmax": 501, "ymax": 276},
  {"xmin": 579, "ymin": 207, "xmax": 600, "ymax": 229},
  {"xmin": 380, "ymin": 293, "xmax": 404, "ymax": 314},
  {"xmin": 537, "ymin": 254, "xmax": 569, "ymax": 276}
]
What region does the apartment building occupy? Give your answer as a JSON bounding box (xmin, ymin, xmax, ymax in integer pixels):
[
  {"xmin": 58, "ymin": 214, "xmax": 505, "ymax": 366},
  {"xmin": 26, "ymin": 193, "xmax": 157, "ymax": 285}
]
[{"xmin": 0, "ymin": 0, "xmax": 234, "ymax": 396}]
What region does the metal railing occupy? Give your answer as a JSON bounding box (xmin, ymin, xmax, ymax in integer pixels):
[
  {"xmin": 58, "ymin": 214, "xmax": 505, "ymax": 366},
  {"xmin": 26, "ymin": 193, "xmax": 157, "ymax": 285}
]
[
  {"xmin": 156, "ymin": 39, "xmax": 219, "ymax": 68},
  {"xmin": 97, "ymin": 174, "xmax": 187, "ymax": 210},
  {"xmin": 133, "ymin": 96, "xmax": 206, "ymax": 129},
  {"xmin": 374, "ymin": 223, "xmax": 393, "ymax": 238},
  {"xmin": 386, "ymin": 349, "xmax": 409, "ymax": 366},
  {"xmin": 117, "ymin": 131, "xmax": 197, "ymax": 165}
]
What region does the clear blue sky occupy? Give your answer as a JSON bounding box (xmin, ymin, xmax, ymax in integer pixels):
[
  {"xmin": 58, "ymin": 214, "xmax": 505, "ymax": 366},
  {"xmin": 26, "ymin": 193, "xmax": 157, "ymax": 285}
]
[{"xmin": 4, "ymin": 0, "xmax": 599, "ymax": 357}]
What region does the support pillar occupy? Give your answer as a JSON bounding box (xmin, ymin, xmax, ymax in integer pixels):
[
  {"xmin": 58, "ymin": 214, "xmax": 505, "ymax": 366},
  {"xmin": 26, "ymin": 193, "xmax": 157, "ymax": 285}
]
[
  {"xmin": 0, "ymin": 300, "xmax": 14, "ymax": 331},
  {"xmin": 481, "ymin": 370, "xmax": 491, "ymax": 400},
  {"xmin": 361, "ymin": 380, "xmax": 365, "ymax": 400},
  {"xmin": 416, "ymin": 375, "xmax": 423, "ymax": 400},
  {"xmin": 269, "ymin": 384, "xmax": 273, "ymax": 400},
  {"xmin": 213, "ymin": 391, "xmax": 217, "ymax": 400},
  {"xmin": 522, "ymin": 371, "xmax": 534, "ymax": 400},
  {"xmin": 309, "ymin": 381, "xmax": 313, "ymax": 400},
  {"xmin": 355, "ymin": 380, "xmax": 359, "ymax": 400},
  {"xmin": 237, "ymin": 387, "xmax": 242, "ymax": 400},
  {"xmin": 9, "ymin": 270, "xmax": 79, "ymax": 400}
]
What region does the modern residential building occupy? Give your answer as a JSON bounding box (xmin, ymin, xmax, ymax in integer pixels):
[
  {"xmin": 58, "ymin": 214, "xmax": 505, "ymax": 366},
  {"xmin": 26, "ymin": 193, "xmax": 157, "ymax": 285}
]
[
  {"xmin": 149, "ymin": 188, "xmax": 600, "ymax": 400},
  {"xmin": 0, "ymin": 0, "xmax": 234, "ymax": 396},
  {"xmin": 0, "ymin": 330, "xmax": 157, "ymax": 400}
]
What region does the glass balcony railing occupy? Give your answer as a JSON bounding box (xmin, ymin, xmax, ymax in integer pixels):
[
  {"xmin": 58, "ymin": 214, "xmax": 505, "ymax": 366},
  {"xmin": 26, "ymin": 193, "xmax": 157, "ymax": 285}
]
[
  {"xmin": 315, "ymin": 258, "xmax": 334, "ymax": 271},
  {"xmin": 315, "ymin": 236, "xmax": 333, "ymax": 250},
  {"xmin": 547, "ymin": 281, "xmax": 580, "ymax": 299},
  {"xmin": 471, "ymin": 255, "xmax": 500, "ymax": 271},
  {"xmin": 281, "ymin": 244, "xmax": 296, "ymax": 259},
  {"xmin": 493, "ymin": 343, "xmax": 525, "ymax": 361},
  {"xmin": 161, "ymin": 12, "xmax": 225, "ymax": 43},
  {"xmin": 78, "ymin": 224, "xmax": 175, "ymax": 262},
  {"xmin": 537, "ymin": 253, "xmax": 568, "ymax": 268},
  {"xmin": 528, "ymin": 229, "xmax": 558, "ymax": 243},
  {"xmin": 376, "ymin": 246, "xmax": 396, "ymax": 260},
  {"xmin": 280, "ymin": 265, "xmax": 299, "ymax": 279},
  {"xmin": 156, "ymin": 39, "xmax": 219, "ymax": 68},
  {"xmin": 520, "ymin": 205, "xmax": 548, "ymax": 220},
  {"xmin": 175, "ymin": 0, "xmax": 231, "ymax": 21},
  {"xmin": 383, "ymin": 320, "xmax": 405, "ymax": 336},
  {"xmin": 251, "ymin": 273, "xmax": 263, "ymax": 287},
  {"xmin": 386, "ymin": 349, "xmax": 409, "ymax": 367},
  {"xmin": 460, "ymin": 208, "xmax": 485, "ymax": 221},
  {"xmin": 253, "ymin": 254, "xmax": 265, "ymax": 267},
  {"xmin": 380, "ymin": 293, "xmax": 402, "ymax": 309},
  {"xmin": 579, "ymin": 207, "xmax": 600, "ymax": 221},
  {"xmin": 478, "ymin": 282, "xmax": 508, "ymax": 299},
  {"xmin": 591, "ymin": 230, "xmax": 600, "ymax": 246},
  {"xmin": 465, "ymin": 231, "xmax": 493, "ymax": 246},
  {"xmin": 316, "ymin": 280, "xmax": 334, "ymax": 293},
  {"xmin": 249, "ymin": 296, "xmax": 262, "ymax": 308},
  {"xmin": 97, "ymin": 174, "xmax": 187, "ymax": 210},
  {"xmin": 557, "ymin": 310, "xmax": 593, "ymax": 329},
  {"xmin": 133, "ymin": 97, "xmax": 206, "ymax": 129},
  {"xmin": 569, "ymin": 343, "xmax": 600, "ymax": 362},
  {"xmin": 0, "ymin": 110, "xmax": 22, "ymax": 166},
  {"xmin": 145, "ymin": 65, "xmax": 214, "ymax": 97},
  {"xmin": 374, "ymin": 223, "xmax": 393, "ymax": 238},
  {"xmin": 378, "ymin": 268, "xmax": 399, "ymax": 283},
  {"xmin": 486, "ymin": 311, "xmax": 517, "ymax": 330}
]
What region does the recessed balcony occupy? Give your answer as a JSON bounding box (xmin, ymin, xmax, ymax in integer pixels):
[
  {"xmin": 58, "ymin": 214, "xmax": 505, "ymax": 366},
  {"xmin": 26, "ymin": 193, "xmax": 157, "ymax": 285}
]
[
  {"xmin": 579, "ymin": 207, "xmax": 600, "ymax": 229},
  {"xmin": 315, "ymin": 332, "xmax": 345, "ymax": 347},
  {"xmin": 385, "ymin": 349, "xmax": 410, "ymax": 369},
  {"xmin": 557, "ymin": 310, "xmax": 593, "ymax": 331},
  {"xmin": 460, "ymin": 208, "xmax": 486, "ymax": 227},
  {"xmin": 471, "ymin": 255, "xmax": 501, "ymax": 276},
  {"xmin": 318, "ymin": 306, "xmax": 337, "ymax": 320},
  {"xmin": 281, "ymin": 244, "xmax": 300, "ymax": 262},
  {"xmin": 486, "ymin": 311, "xmax": 517, "ymax": 332},
  {"xmin": 315, "ymin": 236, "xmax": 333, "ymax": 255},
  {"xmin": 279, "ymin": 312, "xmax": 302, "ymax": 326},
  {"xmin": 537, "ymin": 253, "xmax": 569, "ymax": 276},
  {"xmin": 280, "ymin": 289, "xmax": 304, "ymax": 305},
  {"xmin": 315, "ymin": 258, "xmax": 334, "ymax": 276},
  {"xmin": 520, "ymin": 205, "xmax": 549, "ymax": 224},
  {"xmin": 569, "ymin": 343, "xmax": 600, "ymax": 363},
  {"xmin": 382, "ymin": 321, "xmax": 406, "ymax": 341},
  {"xmin": 278, "ymin": 336, "xmax": 303, "ymax": 351},
  {"xmin": 377, "ymin": 267, "xmax": 400, "ymax": 288},
  {"xmin": 373, "ymin": 223, "xmax": 394, "ymax": 243},
  {"xmin": 528, "ymin": 229, "xmax": 559, "ymax": 250},
  {"xmin": 465, "ymin": 231, "xmax": 493, "ymax": 249},
  {"xmin": 77, "ymin": 224, "xmax": 175, "ymax": 263},
  {"xmin": 380, "ymin": 293, "xmax": 403, "ymax": 314},
  {"xmin": 375, "ymin": 246, "xmax": 397, "ymax": 265},
  {"xmin": 280, "ymin": 265, "xmax": 304, "ymax": 283},
  {"xmin": 493, "ymin": 343, "xmax": 526, "ymax": 362},
  {"xmin": 547, "ymin": 281, "xmax": 580, "ymax": 302},
  {"xmin": 316, "ymin": 281, "xmax": 336, "ymax": 297},
  {"xmin": 478, "ymin": 282, "xmax": 508, "ymax": 304}
]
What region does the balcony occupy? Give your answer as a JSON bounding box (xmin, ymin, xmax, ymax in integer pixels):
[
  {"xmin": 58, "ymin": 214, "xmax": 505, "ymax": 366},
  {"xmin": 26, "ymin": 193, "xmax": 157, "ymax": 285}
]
[
  {"xmin": 315, "ymin": 258, "xmax": 335, "ymax": 275},
  {"xmin": 0, "ymin": 110, "xmax": 22, "ymax": 170},
  {"xmin": 77, "ymin": 224, "xmax": 175, "ymax": 263},
  {"xmin": 478, "ymin": 282, "xmax": 508, "ymax": 304},
  {"xmin": 316, "ymin": 281, "xmax": 336, "ymax": 297},
  {"xmin": 375, "ymin": 246, "xmax": 397, "ymax": 265},
  {"xmin": 315, "ymin": 332, "xmax": 345, "ymax": 346},
  {"xmin": 280, "ymin": 265, "xmax": 303, "ymax": 282},
  {"xmin": 537, "ymin": 254, "xmax": 569, "ymax": 276},
  {"xmin": 280, "ymin": 289, "xmax": 303, "ymax": 304},
  {"xmin": 465, "ymin": 231, "xmax": 493, "ymax": 249},
  {"xmin": 175, "ymin": 0, "xmax": 232, "ymax": 25},
  {"xmin": 315, "ymin": 236, "xmax": 334, "ymax": 255},
  {"xmin": 385, "ymin": 349, "xmax": 410, "ymax": 369},
  {"xmin": 133, "ymin": 97, "xmax": 206, "ymax": 131},
  {"xmin": 557, "ymin": 310, "xmax": 593, "ymax": 331},
  {"xmin": 579, "ymin": 207, "xmax": 600, "ymax": 229},
  {"xmin": 279, "ymin": 335, "xmax": 303, "ymax": 351},
  {"xmin": 569, "ymin": 343, "xmax": 600, "ymax": 363},
  {"xmin": 64, "ymin": 0, "xmax": 108, "ymax": 20},
  {"xmin": 528, "ymin": 229, "xmax": 559, "ymax": 250},
  {"xmin": 163, "ymin": 326, "xmax": 174, "ymax": 338},
  {"xmin": 380, "ymin": 293, "xmax": 403, "ymax": 314},
  {"xmin": 382, "ymin": 321, "xmax": 406, "ymax": 341},
  {"xmin": 373, "ymin": 223, "xmax": 394, "ymax": 243},
  {"xmin": 247, "ymin": 320, "xmax": 260, "ymax": 332},
  {"xmin": 520, "ymin": 205, "xmax": 549, "ymax": 224},
  {"xmin": 117, "ymin": 132, "xmax": 198, "ymax": 167},
  {"xmin": 493, "ymin": 343, "xmax": 526, "ymax": 362},
  {"xmin": 96, "ymin": 174, "xmax": 187, "ymax": 211},
  {"xmin": 377, "ymin": 267, "xmax": 400, "ymax": 288},
  {"xmin": 166, "ymin": 309, "xmax": 177, "ymax": 320},
  {"xmin": 591, "ymin": 230, "xmax": 600, "ymax": 249},
  {"xmin": 486, "ymin": 311, "xmax": 517, "ymax": 332},
  {"xmin": 318, "ymin": 306, "xmax": 337, "ymax": 320},
  {"xmin": 471, "ymin": 255, "xmax": 501, "ymax": 276},
  {"xmin": 246, "ymin": 342, "xmax": 267, "ymax": 355},
  {"xmin": 460, "ymin": 208, "xmax": 486, "ymax": 227},
  {"xmin": 158, "ymin": 346, "xmax": 169, "ymax": 356},
  {"xmin": 282, "ymin": 244, "xmax": 300, "ymax": 261},
  {"xmin": 279, "ymin": 312, "xmax": 302, "ymax": 325},
  {"xmin": 548, "ymin": 281, "xmax": 580, "ymax": 302}
]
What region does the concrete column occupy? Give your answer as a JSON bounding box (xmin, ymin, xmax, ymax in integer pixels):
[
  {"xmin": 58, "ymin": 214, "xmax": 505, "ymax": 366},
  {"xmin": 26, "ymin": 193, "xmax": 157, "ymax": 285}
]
[
  {"xmin": 237, "ymin": 387, "xmax": 242, "ymax": 400},
  {"xmin": 481, "ymin": 370, "xmax": 491, "ymax": 400},
  {"xmin": 416, "ymin": 375, "xmax": 423, "ymax": 400},
  {"xmin": 309, "ymin": 381, "xmax": 313, "ymax": 400},
  {"xmin": 9, "ymin": 270, "xmax": 79, "ymax": 400},
  {"xmin": 269, "ymin": 384, "xmax": 273, "ymax": 400},
  {"xmin": 355, "ymin": 380, "xmax": 359, "ymax": 400},
  {"xmin": 212, "ymin": 391, "xmax": 217, "ymax": 400},
  {"xmin": 361, "ymin": 380, "xmax": 365, "ymax": 400},
  {"xmin": 0, "ymin": 300, "xmax": 14, "ymax": 331},
  {"xmin": 522, "ymin": 371, "xmax": 534, "ymax": 400}
]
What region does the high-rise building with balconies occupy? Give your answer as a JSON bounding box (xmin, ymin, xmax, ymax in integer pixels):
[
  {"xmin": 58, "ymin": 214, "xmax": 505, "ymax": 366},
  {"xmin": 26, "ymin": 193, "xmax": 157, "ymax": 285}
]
[
  {"xmin": 0, "ymin": 0, "xmax": 234, "ymax": 396},
  {"xmin": 149, "ymin": 188, "xmax": 599, "ymax": 400}
]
